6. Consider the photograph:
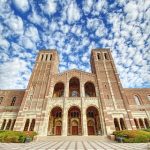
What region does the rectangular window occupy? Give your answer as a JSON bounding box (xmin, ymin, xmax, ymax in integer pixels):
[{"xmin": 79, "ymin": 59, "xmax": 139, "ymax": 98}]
[
  {"xmin": 41, "ymin": 54, "xmax": 44, "ymax": 61},
  {"xmin": 104, "ymin": 53, "xmax": 109, "ymax": 60},
  {"xmin": 0, "ymin": 97, "xmax": 3, "ymax": 105},
  {"xmin": 97, "ymin": 53, "xmax": 101, "ymax": 60},
  {"xmin": 45, "ymin": 54, "xmax": 48, "ymax": 61},
  {"xmin": 50, "ymin": 54, "xmax": 52, "ymax": 60}
]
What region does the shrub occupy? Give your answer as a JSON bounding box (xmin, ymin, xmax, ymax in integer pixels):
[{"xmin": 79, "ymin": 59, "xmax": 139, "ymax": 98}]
[
  {"xmin": 143, "ymin": 128, "xmax": 150, "ymax": 132},
  {"xmin": 113, "ymin": 130, "xmax": 150, "ymax": 143},
  {"xmin": 0, "ymin": 130, "xmax": 37, "ymax": 143}
]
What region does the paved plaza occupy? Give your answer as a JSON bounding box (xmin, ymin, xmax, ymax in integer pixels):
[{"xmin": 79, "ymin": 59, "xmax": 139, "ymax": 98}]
[{"xmin": 0, "ymin": 141, "xmax": 149, "ymax": 150}]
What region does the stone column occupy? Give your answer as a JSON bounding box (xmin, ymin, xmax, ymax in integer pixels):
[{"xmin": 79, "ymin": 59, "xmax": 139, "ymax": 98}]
[
  {"xmin": 142, "ymin": 118, "xmax": 146, "ymax": 129},
  {"xmin": 4, "ymin": 120, "xmax": 8, "ymax": 130},
  {"xmin": 65, "ymin": 76, "xmax": 69, "ymax": 97},
  {"xmin": 82, "ymin": 107, "xmax": 88, "ymax": 136},
  {"xmin": 137, "ymin": 119, "xmax": 141, "ymax": 129},
  {"xmin": 62, "ymin": 107, "xmax": 68, "ymax": 136},
  {"xmin": 118, "ymin": 118, "xmax": 122, "ymax": 130}
]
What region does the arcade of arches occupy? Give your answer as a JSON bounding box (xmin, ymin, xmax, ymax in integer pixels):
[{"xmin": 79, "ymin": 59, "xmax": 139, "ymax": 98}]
[
  {"xmin": 47, "ymin": 106, "xmax": 102, "ymax": 136},
  {"xmin": 53, "ymin": 78, "xmax": 96, "ymax": 98}
]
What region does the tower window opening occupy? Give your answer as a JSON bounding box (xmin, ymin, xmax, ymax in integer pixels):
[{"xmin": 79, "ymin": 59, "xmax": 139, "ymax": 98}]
[
  {"xmin": 41, "ymin": 54, "xmax": 44, "ymax": 61},
  {"xmin": 45, "ymin": 54, "xmax": 48, "ymax": 61},
  {"xmin": 0, "ymin": 97, "xmax": 3, "ymax": 105},
  {"xmin": 97, "ymin": 53, "xmax": 101, "ymax": 60},
  {"xmin": 11, "ymin": 97, "xmax": 16, "ymax": 106},
  {"xmin": 104, "ymin": 53, "xmax": 109, "ymax": 60},
  {"xmin": 50, "ymin": 54, "xmax": 52, "ymax": 60}
]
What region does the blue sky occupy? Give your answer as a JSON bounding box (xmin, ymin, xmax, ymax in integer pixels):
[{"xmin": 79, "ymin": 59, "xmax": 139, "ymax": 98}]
[{"xmin": 0, "ymin": 0, "xmax": 150, "ymax": 89}]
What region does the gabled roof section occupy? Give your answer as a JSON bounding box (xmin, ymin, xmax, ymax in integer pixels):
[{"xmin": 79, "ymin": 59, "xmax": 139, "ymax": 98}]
[{"xmin": 57, "ymin": 69, "xmax": 95, "ymax": 76}]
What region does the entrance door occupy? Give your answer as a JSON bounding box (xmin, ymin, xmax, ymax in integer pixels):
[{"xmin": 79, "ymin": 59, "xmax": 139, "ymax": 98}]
[
  {"xmin": 88, "ymin": 126, "xmax": 94, "ymax": 135},
  {"xmin": 56, "ymin": 126, "xmax": 61, "ymax": 135},
  {"xmin": 72, "ymin": 126, "xmax": 78, "ymax": 135}
]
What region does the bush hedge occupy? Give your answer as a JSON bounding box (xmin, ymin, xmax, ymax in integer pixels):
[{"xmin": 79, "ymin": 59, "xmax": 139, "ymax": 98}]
[
  {"xmin": 113, "ymin": 130, "xmax": 150, "ymax": 143},
  {"xmin": 0, "ymin": 130, "xmax": 37, "ymax": 143}
]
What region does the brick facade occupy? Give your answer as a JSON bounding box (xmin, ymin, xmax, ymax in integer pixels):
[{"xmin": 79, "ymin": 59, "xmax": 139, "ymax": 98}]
[{"xmin": 0, "ymin": 48, "xmax": 150, "ymax": 136}]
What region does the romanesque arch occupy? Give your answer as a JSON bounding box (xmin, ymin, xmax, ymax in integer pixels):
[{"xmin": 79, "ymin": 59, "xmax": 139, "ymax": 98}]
[
  {"xmin": 139, "ymin": 118, "xmax": 144, "ymax": 129},
  {"xmin": 134, "ymin": 118, "xmax": 139, "ymax": 129},
  {"xmin": 144, "ymin": 118, "xmax": 150, "ymax": 128},
  {"xmin": 48, "ymin": 106, "xmax": 62, "ymax": 135},
  {"xmin": 86, "ymin": 106, "xmax": 101, "ymax": 135},
  {"xmin": 68, "ymin": 106, "xmax": 82, "ymax": 135},
  {"xmin": 53, "ymin": 82, "xmax": 64, "ymax": 97},
  {"xmin": 120, "ymin": 118, "xmax": 126, "ymax": 130},
  {"xmin": 6, "ymin": 119, "xmax": 11, "ymax": 130},
  {"xmin": 69, "ymin": 77, "xmax": 80, "ymax": 97},
  {"xmin": 84, "ymin": 82, "xmax": 96, "ymax": 97},
  {"xmin": 29, "ymin": 119, "xmax": 35, "ymax": 131},
  {"xmin": 24, "ymin": 119, "xmax": 30, "ymax": 131},
  {"xmin": 114, "ymin": 118, "xmax": 120, "ymax": 131},
  {"xmin": 1, "ymin": 119, "xmax": 6, "ymax": 130}
]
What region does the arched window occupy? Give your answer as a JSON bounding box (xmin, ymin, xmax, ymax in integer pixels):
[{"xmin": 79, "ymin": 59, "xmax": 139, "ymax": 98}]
[
  {"xmin": 29, "ymin": 119, "xmax": 35, "ymax": 131},
  {"xmin": 53, "ymin": 82, "xmax": 64, "ymax": 97},
  {"xmin": 6, "ymin": 119, "xmax": 12, "ymax": 130},
  {"xmin": 24, "ymin": 119, "xmax": 30, "ymax": 131},
  {"xmin": 1, "ymin": 119, "xmax": 6, "ymax": 130},
  {"xmin": 114, "ymin": 118, "xmax": 120, "ymax": 131},
  {"xmin": 134, "ymin": 118, "xmax": 139, "ymax": 129},
  {"xmin": 11, "ymin": 119, "xmax": 16, "ymax": 130},
  {"xmin": 0, "ymin": 97, "xmax": 4, "ymax": 105},
  {"xmin": 147, "ymin": 95, "xmax": 150, "ymax": 101},
  {"xmin": 69, "ymin": 77, "xmax": 80, "ymax": 97},
  {"xmin": 120, "ymin": 118, "xmax": 126, "ymax": 130},
  {"xmin": 134, "ymin": 95, "xmax": 141, "ymax": 105},
  {"xmin": 144, "ymin": 118, "xmax": 149, "ymax": 128},
  {"xmin": 11, "ymin": 97, "xmax": 16, "ymax": 106},
  {"xmin": 139, "ymin": 118, "xmax": 144, "ymax": 129},
  {"xmin": 84, "ymin": 82, "xmax": 96, "ymax": 97}
]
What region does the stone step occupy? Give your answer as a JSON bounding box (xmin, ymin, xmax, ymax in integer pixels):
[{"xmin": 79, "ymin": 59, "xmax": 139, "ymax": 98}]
[{"xmin": 35, "ymin": 135, "xmax": 114, "ymax": 142}]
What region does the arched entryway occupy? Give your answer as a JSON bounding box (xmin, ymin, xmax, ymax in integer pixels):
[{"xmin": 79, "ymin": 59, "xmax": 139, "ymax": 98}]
[
  {"xmin": 134, "ymin": 118, "xmax": 139, "ymax": 129},
  {"xmin": 48, "ymin": 107, "xmax": 62, "ymax": 135},
  {"xmin": 120, "ymin": 118, "xmax": 126, "ymax": 130},
  {"xmin": 86, "ymin": 106, "xmax": 101, "ymax": 135},
  {"xmin": 68, "ymin": 106, "xmax": 82, "ymax": 135},
  {"xmin": 114, "ymin": 118, "xmax": 120, "ymax": 131},
  {"xmin": 144, "ymin": 118, "xmax": 150, "ymax": 128},
  {"xmin": 139, "ymin": 118, "xmax": 145, "ymax": 129}
]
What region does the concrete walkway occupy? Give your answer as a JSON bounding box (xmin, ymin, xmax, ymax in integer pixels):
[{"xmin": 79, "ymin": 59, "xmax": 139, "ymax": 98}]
[{"xmin": 0, "ymin": 136, "xmax": 149, "ymax": 150}]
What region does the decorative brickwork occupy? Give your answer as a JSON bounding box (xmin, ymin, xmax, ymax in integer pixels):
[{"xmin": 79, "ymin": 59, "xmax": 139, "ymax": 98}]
[{"xmin": 0, "ymin": 48, "xmax": 150, "ymax": 136}]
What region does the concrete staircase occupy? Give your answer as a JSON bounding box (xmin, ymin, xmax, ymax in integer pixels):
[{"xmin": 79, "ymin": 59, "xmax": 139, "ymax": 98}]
[{"xmin": 35, "ymin": 135, "xmax": 114, "ymax": 142}]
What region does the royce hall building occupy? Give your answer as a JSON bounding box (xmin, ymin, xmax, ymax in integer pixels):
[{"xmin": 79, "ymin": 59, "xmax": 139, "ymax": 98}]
[{"xmin": 0, "ymin": 49, "xmax": 150, "ymax": 136}]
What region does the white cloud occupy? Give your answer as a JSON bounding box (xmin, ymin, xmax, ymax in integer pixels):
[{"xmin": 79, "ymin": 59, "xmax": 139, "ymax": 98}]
[
  {"xmin": 124, "ymin": 1, "xmax": 138, "ymax": 21},
  {"xmin": 67, "ymin": 0, "xmax": 81, "ymax": 24},
  {"xmin": 28, "ymin": 9, "xmax": 48, "ymax": 26},
  {"xmin": 68, "ymin": 63, "xmax": 78, "ymax": 69},
  {"xmin": 40, "ymin": 0, "xmax": 57, "ymax": 16},
  {"xmin": 0, "ymin": 38, "xmax": 10, "ymax": 50},
  {"xmin": 13, "ymin": 0, "xmax": 29, "ymax": 12},
  {"xmin": 83, "ymin": 0, "xmax": 94, "ymax": 14},
  {"xmin": 5, "ymin": 14, "xmax": 24, "ymax": 35},
  {"xmin": 0, "ymin": 58, "xmax": 31, "ymax": 89},
  {"xmin": 24, "ymin": 26, "xmax": 40, "ymax": 42}
]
